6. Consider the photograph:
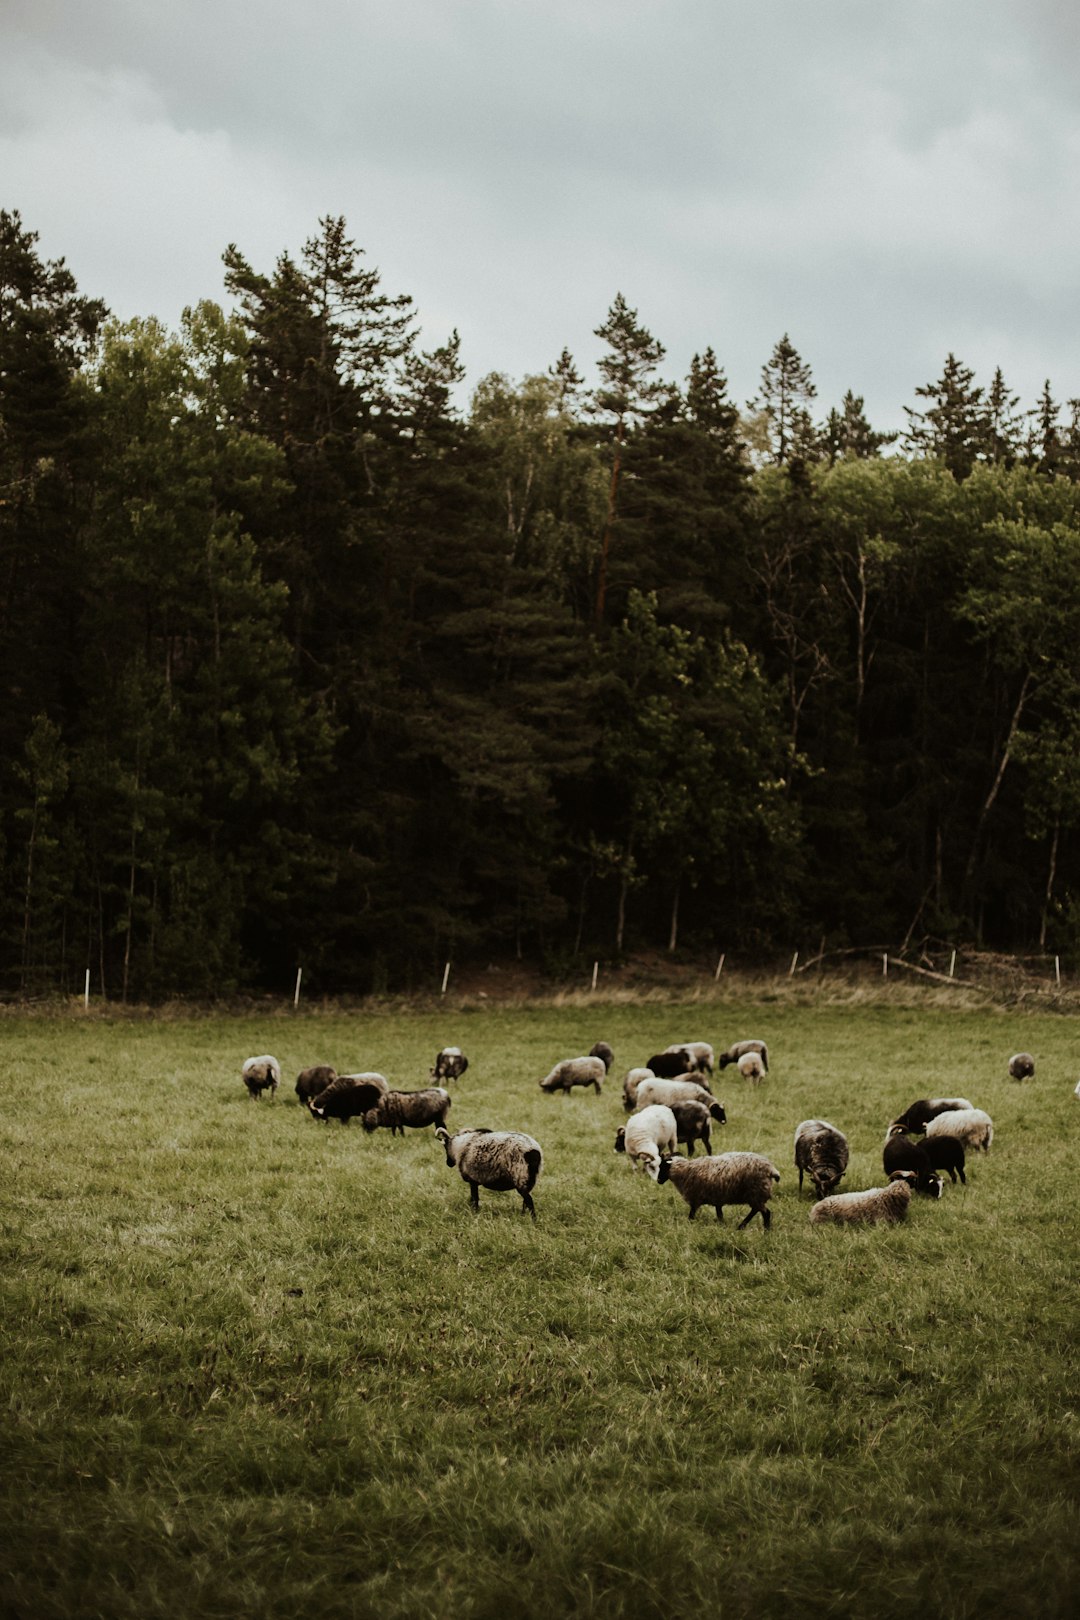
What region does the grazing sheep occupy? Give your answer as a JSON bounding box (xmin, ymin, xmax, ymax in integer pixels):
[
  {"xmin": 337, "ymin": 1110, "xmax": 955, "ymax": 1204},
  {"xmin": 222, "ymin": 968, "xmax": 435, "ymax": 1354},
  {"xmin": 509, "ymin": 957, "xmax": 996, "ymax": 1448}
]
[
  {"xmin": 669, "ymin": 1097, "xmax": 727, "ymax": 1156},
  {"xmin": 736, "ymin": 1050, "xmax": 766, "ymax": 1084},
  {"xmin": 431, "ymin": 1047, "xmax": 469, "ymax": 1083},
  {"xmin": 539, "ymin": 1056, "xmax": 607, "ymax": 1095},
  {"xmin": 242, "ymin": 1055, "xmax": 281, "ymax": 1102},
  {"xmin": 622, "ymin": 1066, "xmax": 655, "ymax": 1111},
  {"xmin": 1008, "ymin": 1052, "xmax": 1035, "ymax": 1082},
  {"xmin": 362, "ymin": 1086, "xmax": 452, "ymax": 1136},
  {"xmin": 881, "ymin": 1131, "xmax": 944, "ymax": 1198},
  {"xmin": 1074, "ymin": 1080, "xmax": 1080, "ymax": 1101},
  {"xmin": 614, "ymin": 1104, "xmax": 678, "ymax": 1178},
  {"xmin": 889, "ymin": 1097, "xmax": 975, "ymax": 1135},
  {"xmin": 435, "ymin": 1126, "xmax": 543, "ymax": 1220},
  {"xmin": 633, "ymin": 1076, "xmax": 714, "ymax": 1113},
  {"xmin": 717, "ymin": 1039, "xmax": 769, "ymax": 1073},
  {"xmin": 644, "ymin": 1049, "xmax": 694, "ymax": 1078},
  {"xmin": 656, "ymin": 1151, "xmax": 780, "ymax": 1228},
  {"xmin": 809, "ymin": 1174, "xmax": 914, "ymax": 1226},
  {"xmin": 664, "ymin": 1041, "xmax": 714, "ymax": 1075},
  {"xmin": 307, "ymin": 1072, "xmax": 388, "ymax": 1125},
  {"xmin": 589, "ymin": 1041, "xmax": 615, "ymax": 1070},
  {"xmin": 794, "ymin": 1119, "xmax": 850, "ymax": 1199},
  {"xmin": 924, "ymin": 1107, "xmax": 993, "ymax": 1153},
  {"xmin": 914, "ymin": 1133, "xmax": 966, "ymax": 1185},
  {"xmin": 295, "ymin": 1064, "xmax": 337, "ymax": 1103}
]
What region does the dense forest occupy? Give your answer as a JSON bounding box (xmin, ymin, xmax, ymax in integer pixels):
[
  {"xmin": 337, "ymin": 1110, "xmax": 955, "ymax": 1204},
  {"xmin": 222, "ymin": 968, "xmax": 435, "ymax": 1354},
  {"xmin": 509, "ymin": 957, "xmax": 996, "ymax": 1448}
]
[{"xmin": 3, "ymin": 208, "xmax": 1079, "ymax": 998}]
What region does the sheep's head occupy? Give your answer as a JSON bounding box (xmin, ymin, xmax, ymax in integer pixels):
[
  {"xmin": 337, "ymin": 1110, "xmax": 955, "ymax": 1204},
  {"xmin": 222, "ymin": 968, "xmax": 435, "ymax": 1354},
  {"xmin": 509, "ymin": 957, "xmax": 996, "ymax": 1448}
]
[
  {"xmin": 654, "ymin": 1155, "xmax": 673, "ymax": 1185},
  {"xmin": 613, "ymin": 1127, "xmax": 626, "ymax": 1154},
  {"xmin": 709, "ymin": 1101, "xmax": 727, "ymax": 1125}
]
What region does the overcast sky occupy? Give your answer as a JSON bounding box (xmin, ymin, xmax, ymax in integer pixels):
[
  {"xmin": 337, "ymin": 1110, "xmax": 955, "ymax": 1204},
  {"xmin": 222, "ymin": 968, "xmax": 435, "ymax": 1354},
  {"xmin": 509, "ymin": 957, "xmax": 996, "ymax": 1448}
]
[{"xmin": 3, "ymin": 0, "xmax": 1078, "ymax": 430}]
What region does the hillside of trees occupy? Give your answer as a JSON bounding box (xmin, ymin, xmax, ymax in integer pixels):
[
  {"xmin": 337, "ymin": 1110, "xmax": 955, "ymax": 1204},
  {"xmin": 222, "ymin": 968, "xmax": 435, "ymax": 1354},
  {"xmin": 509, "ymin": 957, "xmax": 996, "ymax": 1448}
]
[{"xmin": 3, "ymin": 208, "xmax": 1080, "ymax": 998}]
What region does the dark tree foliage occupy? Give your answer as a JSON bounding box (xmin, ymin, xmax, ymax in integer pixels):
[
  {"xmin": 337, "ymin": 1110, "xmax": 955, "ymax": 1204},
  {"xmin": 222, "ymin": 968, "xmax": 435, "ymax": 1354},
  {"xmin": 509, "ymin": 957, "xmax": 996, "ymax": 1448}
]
[{"xmin": 4, "ymin": 216, "xmax": 1080, "ymax": 996}]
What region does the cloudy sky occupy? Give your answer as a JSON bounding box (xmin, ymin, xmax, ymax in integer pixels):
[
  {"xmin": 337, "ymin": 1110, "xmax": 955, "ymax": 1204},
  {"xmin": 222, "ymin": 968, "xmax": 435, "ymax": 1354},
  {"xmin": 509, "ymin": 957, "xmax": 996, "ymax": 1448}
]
[{"xmin": 3, "ymin": 0, "xmax": 1078, "ymax": 430}]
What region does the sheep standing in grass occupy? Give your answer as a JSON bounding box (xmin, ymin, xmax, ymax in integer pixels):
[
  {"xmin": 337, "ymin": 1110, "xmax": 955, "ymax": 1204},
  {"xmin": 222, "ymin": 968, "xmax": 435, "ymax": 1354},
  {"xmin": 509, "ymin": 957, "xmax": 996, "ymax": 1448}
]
[
  {"xmin": 622, "ymin": 1067, "xmax": 655, "ymax": 1110},
  {"xmin": 664, "ymin": 1042, "xmax": 714, "ymax": 1075},
  {"xmin": 614, "ymin": 1104, "xmax": 678, "ymax": 1178},
  {"xmin": 718, "ymin": 1040, "xmax": 769, "ymax": 1074},
  {"xmin": 881, "ymin": 1130, "xmax": 944, "ymax": 1198},
  {"xmin": 736, "ymin": 1050, "xmax": 765, "ymax": 1084},
  {"xmin": 669, "ymin": 1098, "xmax": 726, "ymax": 1156},
  {"xmin": 633, "ymin": 1076, "xmax": 714, "ymax": 1113},
  {"xmin": 909, "ymin": 1132, "xmax": 966, "ymax": 1185},
  {"xmin": 295, "ymin": 1065, "xmax": 337, "ymax": 1103},
  {"xmin": 644, "ymin": 1049, "xmax": 693, "ymax": 1079},
  {"xmin": 435, "ymin": 1126, "xmax": 543, "ymax": 1219},
  {"xmin": 539, "ymin": 1055, "xmax": 608, "ymax": 1095},
  {"xmin": 1008, "ymin": 1052, "xmax": 1035, "ymax": 1082},
  {"xmin": 432, "ymin": 1048, "xmax": 469, "ymax": 1083},
  {"xmin": 362, "ymin": 1087, "xmax": 452, "ymax": 1136},
  {"xmin": 589, "ymin": 1041, "xmax": 615, "ymax": 1070},
  {"xmin": 242, "ymin": 1055, "xmax": 281, "ymax": 1102},
  {"xmin": 809, "ymin": 1173, "xmax": 914, "ymax": 1226},
  {"xmin": 925, "ymin": 1107, "xmax": 993, "ymax": 1153},
  {"xmin": 656, "ymin": 1151, "xmax": 780, "ymax": 1228},
  {"xmin": 794, "ymin": 1120, "xmax": 850, "ymax": 1199},
  {"xmin": 889, "ymin": 1097, "xmax": 974, "ymax": 1135},
  {"xmin": 308, "ymin": 1072, "xmax": 388, "ymax": 1124}
]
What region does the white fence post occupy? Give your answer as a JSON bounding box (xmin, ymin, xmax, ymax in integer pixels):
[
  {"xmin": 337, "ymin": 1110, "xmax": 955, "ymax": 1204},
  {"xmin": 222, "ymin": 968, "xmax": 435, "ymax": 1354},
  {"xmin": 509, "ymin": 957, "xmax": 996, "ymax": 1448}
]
[
  {"xmin": 714, "ymin": 953, "xmax": 725, "ymax": 980},
  {"xmin": 591, "ymin": 960, "xmax": 599, "ymax": 992},
  {"xmin": 294, "ymin": 967, "xmax": 303, "ymax": 1006},
  {"xmin": 441, "ymin": 961, "xmax": 451, "ymax": 995},
  {"xmin": 789, "ymin": 951, "xmax": 799, "ymax": 977},
  {"xmin": 84, "ymin": 968, "xmax": 90, "ymax": 1009}
]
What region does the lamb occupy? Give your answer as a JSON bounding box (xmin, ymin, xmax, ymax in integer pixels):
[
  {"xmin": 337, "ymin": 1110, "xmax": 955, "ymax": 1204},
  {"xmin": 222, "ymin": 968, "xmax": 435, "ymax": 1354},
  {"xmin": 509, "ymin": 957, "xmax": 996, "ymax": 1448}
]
[
  {"xmin": 633, "ymin": 1076, "xmax": 715, "ymax": 1113},
  {"xmin": 589, "ymin": 1041, "xmax": 615, "ymax": 1070},
  {"xmin": 881, "ymin": 1130, "xmax": 944, "ymax": 1198},
  {"xmin": 435, "ymin": 1126, "xmax": 543, "ymax": 1220},
  {"xmin": 656, "ymin": 1151, "xmax": 781, "ymax": 1228},
  {"xmin": 1008, "ymin": 1052, "xmax": 1035, "ymax": 1082},
  {"xmin": 717, "ymin": 1039, "xmax": 769, "ymax": 1073},
  {"xmin": 614, "ymin": 1104, "xmax": 678, "ymax": 1178},
  {"xmin": 538, "ymin": 1056, "xmax": 607, "ymax": 1095},
  {"xmin": 809, "ymin": 1173, "xmax": 915, "ymax": 1226},
  {"xmin": 912, "ymin": 1132, "xmax": 966, "ymax": 1185},
  {"xmin": 794, "ymin": 1119, "xmax": 850, "ymax": 1199},
  {"xmin": 242, "ymin": 1055, "xmax": 281, "ymax": 1102},
  {"xmin": 669, "ymin": 1097, "xmax": 727, "ymax": 1156},
  {"xmin": 644, "ymin": 1049, "xmax": 694, "ymax": 1079},
  {"xmin": 307, "ymin": 1072, "xmax": 388, "ymax": 1124},
  {"xmin": 362, "ymin": 1086, "xmax": 452, "ymax": 1136},
  {"xmin": 622, "ymin": 1067, "xmax": 656, "ymax": 1111},
  {"xmin": 431, "ymin": 1047, "xmax": 469, "ymax": 1083},
  {"xmin": 294, "ymin": 1064, "xmax": 337, "ymax": 1103},
  {"xmin": 924, "ymin": 1107, "xmax": 993, "ymax": 1153},
  {"xmin": 663, "ymin": 1041, "xmax": 714, "ymax": 1074},
  {"xmin": 889, "ymin": 1097, "xmax": 975, "ymax": 1135},
  {"xmin": 736, "ymin": 1050, "xmax": 766, "ymax": 1084}
]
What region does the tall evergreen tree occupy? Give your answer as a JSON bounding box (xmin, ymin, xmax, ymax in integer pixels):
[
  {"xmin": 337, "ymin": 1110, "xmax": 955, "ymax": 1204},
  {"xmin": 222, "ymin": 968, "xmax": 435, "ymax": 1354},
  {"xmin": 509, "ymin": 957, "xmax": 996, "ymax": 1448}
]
[
  {"xmin": 903, "ymin": 353, "xmax": 986, "ymax": 479},
  {"xmin": 821, "ymin": 391, "xmax": 896, "ymax": 464},
  {"xmin": 748, "ymin": 335, "xmax": 818, "ymax": 466}
]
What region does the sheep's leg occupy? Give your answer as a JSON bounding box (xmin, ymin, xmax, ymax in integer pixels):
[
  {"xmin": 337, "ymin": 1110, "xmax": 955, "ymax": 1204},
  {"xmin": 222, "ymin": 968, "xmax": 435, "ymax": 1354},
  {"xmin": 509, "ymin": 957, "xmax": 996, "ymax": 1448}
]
[
  {"xmin": 521, "ymin": 1191, "xmax": 536, "ymax": 1221},
  {"xmin": 468, "ymin": 1182, "xmax": 480, "ymax": 1211},
  {"xmin": 958, "ymin": 1167, "xmax": 966, "ymax": 1184},
  {"xmin": 688, "ymin": 1205, "xmax": 698, "ymax": 1221},
  {"xmin": 737, "ymin": 1207, "xmax": 763, "ymax": 1230}
]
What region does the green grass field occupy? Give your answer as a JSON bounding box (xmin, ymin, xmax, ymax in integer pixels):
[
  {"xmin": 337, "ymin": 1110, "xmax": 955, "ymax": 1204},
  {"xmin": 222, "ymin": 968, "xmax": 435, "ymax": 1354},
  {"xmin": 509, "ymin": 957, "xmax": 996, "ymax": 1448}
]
[{"xmin": 2, "ymin": 992, "xmax": 1077, "ymax": 1619}]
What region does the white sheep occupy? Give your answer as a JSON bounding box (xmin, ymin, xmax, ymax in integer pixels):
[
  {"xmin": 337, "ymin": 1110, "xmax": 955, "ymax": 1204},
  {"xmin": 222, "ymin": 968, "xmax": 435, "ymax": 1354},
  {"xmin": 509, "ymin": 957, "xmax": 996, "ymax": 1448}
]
[
  {"xmin": 622, "ymin": 1067, "xmax": 656, "ymax": 1111},
  {"xmin": 1007, "ymin": 1052, "xmax": 1035, "ymax": 1082},
  {"xmin": 435, "ymin": 1126, "xmax": 543, "ymax": 1219},
  {"xmin": 539, "ymin": 1056, "xmax": 607, "ymax": 1095},
  {"xmin": 718, "ymin": 1039, "xmax": 769, "ymax": 1073},
  {"xmin": 664, "ymin": 1041, "xmax": 715, "ymax": 1074},
  {"xmin": 736, "ymin": 1050, "xmax": 765, "ymax": 1084},
  {"xmin": 809, "ymin": 1173, "xmax": 914, "ymax": 1226},
  {"xmin": 924, "ymin": 1107, "xmax": 993, "ymax": 1153},
  {"xmin": 614, "ymin": 1104, "xmax": 678, "ymax": 1179},
  {"xmin": 656, "ymin": 1151, "xmax": 780, "ymax": 1227},
  {"xmin": 242, "ymin": 1054, "xmax": 281, "ymax": 1102},
  {"xmin": 889, "ymin": 1097, "xmax": 975, "ymax": 1134},
  {"xmin": 633, "ymin": 1076, "xmax": 714, "ymax": 1112}
]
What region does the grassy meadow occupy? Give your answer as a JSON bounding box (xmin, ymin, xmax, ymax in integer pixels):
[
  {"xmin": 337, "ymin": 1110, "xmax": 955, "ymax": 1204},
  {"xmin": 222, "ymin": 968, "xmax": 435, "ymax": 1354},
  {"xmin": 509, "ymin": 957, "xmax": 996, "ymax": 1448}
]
[{"xmin": 1, "ymin": 990, "xmax": 1078, "ymax": 1619}]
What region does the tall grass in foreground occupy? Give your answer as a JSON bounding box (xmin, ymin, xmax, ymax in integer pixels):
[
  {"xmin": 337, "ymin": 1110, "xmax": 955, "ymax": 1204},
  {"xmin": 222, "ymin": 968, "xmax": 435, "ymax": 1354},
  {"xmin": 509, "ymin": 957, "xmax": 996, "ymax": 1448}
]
[{"xmin": 1, "ymin": 999, "xmax": 1078, "ymax": 1619}]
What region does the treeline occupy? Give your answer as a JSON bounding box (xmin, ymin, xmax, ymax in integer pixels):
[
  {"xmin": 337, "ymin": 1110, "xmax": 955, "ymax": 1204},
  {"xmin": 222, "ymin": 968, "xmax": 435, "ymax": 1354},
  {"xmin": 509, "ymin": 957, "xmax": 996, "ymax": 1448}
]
[{"xmin": 3, "ymin": 209, "xmax": 1080, "ymax": 998}]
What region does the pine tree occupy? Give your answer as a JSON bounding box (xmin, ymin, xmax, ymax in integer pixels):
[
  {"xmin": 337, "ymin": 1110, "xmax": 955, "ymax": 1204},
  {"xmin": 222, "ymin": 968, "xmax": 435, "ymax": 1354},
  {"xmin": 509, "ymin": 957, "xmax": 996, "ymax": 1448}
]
[
  {"xmin": 983, "ymin": 368, "xmax": 1023, "ymax": 466},
  {"xmin": 1028, "ymin": 379, "xmax": 1061, "ymax": 476},
  {"xmin": 590, "ymin": 294, "xmax": 666, "ymax": 625},
  {"xmin": 902, "ymin": 353, "xmax": 986, "ymax": 479},
  {"xmin": 748, "ymin": 335, "xmax": 818, "ymax": 466},
  {"xmin": 821, "ymin": 391, "xmax": 896, "ymax": 463}
]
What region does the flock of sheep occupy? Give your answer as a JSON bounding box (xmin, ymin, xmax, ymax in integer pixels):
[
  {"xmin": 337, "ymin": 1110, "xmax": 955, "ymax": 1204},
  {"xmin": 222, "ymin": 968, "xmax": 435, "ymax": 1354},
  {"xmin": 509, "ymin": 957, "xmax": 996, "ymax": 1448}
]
[{"xmin": 239, "ymin": 1039, "xmax": 1034, "ymax": 1227}]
